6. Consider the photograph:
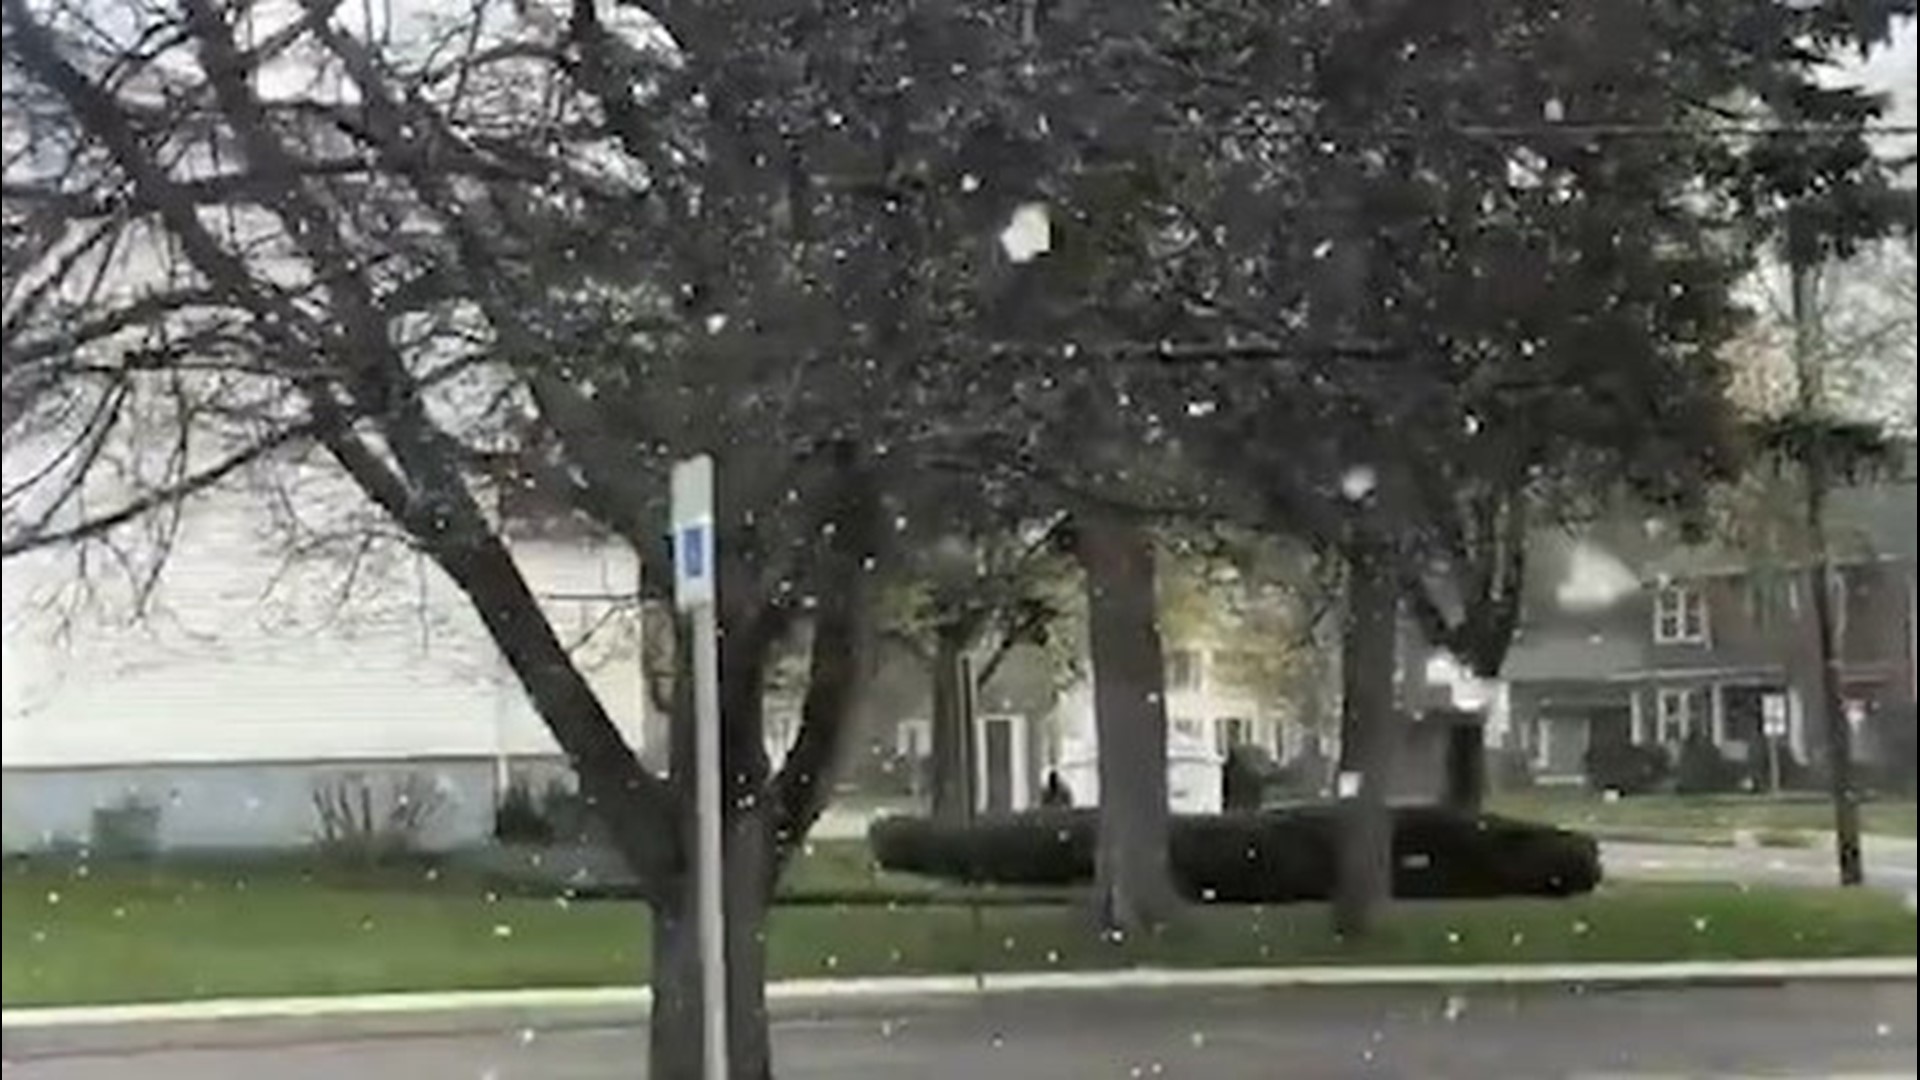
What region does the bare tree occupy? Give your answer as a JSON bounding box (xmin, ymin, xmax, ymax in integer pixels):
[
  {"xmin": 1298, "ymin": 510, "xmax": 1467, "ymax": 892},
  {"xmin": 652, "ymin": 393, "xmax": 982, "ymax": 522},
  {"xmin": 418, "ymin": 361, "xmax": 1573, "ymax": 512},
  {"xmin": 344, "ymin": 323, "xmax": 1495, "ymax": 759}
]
[{"xmin": 0, "ymin": 0, "xmax": 936, "ymax": 1073}]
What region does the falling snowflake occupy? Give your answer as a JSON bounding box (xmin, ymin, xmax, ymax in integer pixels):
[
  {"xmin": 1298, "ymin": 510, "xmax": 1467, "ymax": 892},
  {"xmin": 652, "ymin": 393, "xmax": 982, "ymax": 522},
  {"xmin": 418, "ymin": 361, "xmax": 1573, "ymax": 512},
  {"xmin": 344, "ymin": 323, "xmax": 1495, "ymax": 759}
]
[
  {"xmin": 1000, "ymin": 203, "xmax": 1052, "ymax": 264},
  {"xmin": 1338, "ymin": 465, "xmax": 1377, "ymax": 501}
]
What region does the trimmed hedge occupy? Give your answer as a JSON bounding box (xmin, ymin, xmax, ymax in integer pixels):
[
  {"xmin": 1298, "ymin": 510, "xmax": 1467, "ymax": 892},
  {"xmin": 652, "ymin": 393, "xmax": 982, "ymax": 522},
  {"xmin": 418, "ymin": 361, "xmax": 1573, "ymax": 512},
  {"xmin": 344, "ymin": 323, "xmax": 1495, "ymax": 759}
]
[{"xmin": 868, "ymin": 805, "xmax": 1600, "ymax": 902}]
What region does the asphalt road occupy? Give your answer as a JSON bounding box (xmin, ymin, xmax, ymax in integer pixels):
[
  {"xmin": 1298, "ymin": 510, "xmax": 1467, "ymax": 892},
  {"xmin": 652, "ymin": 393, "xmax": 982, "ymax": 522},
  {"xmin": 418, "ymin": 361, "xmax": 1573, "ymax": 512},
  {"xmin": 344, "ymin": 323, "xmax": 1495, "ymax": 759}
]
[
  {"xmin": 1602, "ymin": 836, "xmax": 1919, "ymax": 894},
  {"xmin": 5, "ymin": 982, "xmax": 1914, "ymax": 1079}
]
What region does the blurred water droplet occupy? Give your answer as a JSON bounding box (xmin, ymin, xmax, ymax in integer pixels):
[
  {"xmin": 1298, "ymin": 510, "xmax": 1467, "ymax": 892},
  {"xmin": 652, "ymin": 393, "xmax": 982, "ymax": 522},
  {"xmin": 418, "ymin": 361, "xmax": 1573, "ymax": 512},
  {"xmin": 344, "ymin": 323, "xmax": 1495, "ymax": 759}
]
[
  {"xmin": 1445, "ymin": 930, "xmax": 1461, "ymax": 945},
  {"xmin": 1045, "ymin": 948, "xmax": 1060, "ymax": 964},
  {"xmin": 1189, "ymin": 1030, "xmax": 1206, "ymax": 1047},
  {"xmin": 1692, "ymin": 916, "xmax": 1709, "ymax": 933},
  {"xmin": 31, "ymin": 929, "xmax": 47, "ymax": 944},
  {"xmin": 880, "ymin": 1019, "xmax": 896, "ymax": 1038},
  {"xmin": 492, "ymin": 923, "xmax": 514, "ymax": 939},
  {"xmin": 1509, "ymin": 931, "xmax": 1525, "ymax": 947},
  {"xmin": 45, "ymin": 890, "xmax": 60, "ymax": 905},
  {"xmin": 1572, "ymin": 919, "xmax": 1589, "ymax": 935},
  {"xmin": 112, "ymin": 906, "xmax": 127, "ymax": 920},
  {"xmin": 990, "ymin": 1032, "xmax": 1005, "ymax": 1049},
  {"xmin": 518, "ymin": 1027, "xmax": 537, "ymax": 1046},
  {"xmin": 960, "ymin": 173, "xmax": 981, "ymax": 193},
  {"xmin": 1875, "ymin": 1022, "xmax": 1892, "ymax": 1037},
  {"xmin": 824, "ymin": 954, "xmax": 838, "ymax": 969},
  {"xmin": 704, "ymin": 312, "xmax": 728, "ymax": 334}
]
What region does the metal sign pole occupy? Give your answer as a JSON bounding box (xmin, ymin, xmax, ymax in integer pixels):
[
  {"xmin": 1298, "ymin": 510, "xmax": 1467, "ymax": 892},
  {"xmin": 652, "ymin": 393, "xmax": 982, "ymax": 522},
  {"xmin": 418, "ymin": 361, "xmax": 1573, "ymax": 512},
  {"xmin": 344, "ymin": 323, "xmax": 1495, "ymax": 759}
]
[{"xmin": 672, "ymin": 455, "xmax": 727, "ymax": 1080}]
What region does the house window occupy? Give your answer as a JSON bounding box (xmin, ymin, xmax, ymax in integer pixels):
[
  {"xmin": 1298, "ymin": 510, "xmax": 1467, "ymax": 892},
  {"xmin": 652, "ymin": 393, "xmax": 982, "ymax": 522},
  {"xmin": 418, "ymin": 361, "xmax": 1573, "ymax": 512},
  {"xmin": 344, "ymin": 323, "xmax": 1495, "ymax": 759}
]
[
  {"xmin": 1653, "ymin": 584, "xmax": 1707, "ymax": 644},
  {"xmin": 1215, "ymin": 716, "xmax": 1252, "ymax": 755},
  {"xmin": 1167, "ymin": 649, "xmax": 1201, "ymax": 690},
  {"xmin": 896, "ymin": 718, "xmax": 931, "ymax": 760},
  {"xmin": 1656, "ymin": 688, "xmax": 1700, "ymax": 743}
]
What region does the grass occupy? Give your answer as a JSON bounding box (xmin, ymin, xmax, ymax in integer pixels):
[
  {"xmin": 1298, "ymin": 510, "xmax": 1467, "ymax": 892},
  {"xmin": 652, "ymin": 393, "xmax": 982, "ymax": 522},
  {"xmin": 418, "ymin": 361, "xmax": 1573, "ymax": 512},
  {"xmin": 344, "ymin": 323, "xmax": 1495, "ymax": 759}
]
[
  {"xmin": 1489, "ymin": 791, "xmax": 1918, "ymax": 841},
  {"xmin": 5, "ymin": 855, "xmax": 1913, "ymax": 1008}
]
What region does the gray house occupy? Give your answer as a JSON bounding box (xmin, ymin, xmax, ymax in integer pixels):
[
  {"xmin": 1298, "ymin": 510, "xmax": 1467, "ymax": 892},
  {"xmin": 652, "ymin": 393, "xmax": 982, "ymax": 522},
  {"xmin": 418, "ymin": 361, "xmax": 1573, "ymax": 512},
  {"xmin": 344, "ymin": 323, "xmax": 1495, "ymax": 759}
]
[{"xmin": 1501, "ymin": 467, "xmax": 1917, "ymax": 782}]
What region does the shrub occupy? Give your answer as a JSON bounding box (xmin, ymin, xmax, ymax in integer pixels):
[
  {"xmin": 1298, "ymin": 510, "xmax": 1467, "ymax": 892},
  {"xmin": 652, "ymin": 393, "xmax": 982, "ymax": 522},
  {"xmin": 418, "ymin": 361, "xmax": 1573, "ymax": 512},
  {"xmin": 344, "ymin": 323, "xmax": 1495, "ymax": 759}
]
[
  {"xmin": 1674, "ymin": 732, "xmax": 1745, "ymax": 795},
  {"xmin": 90, "ymin": 795, "xmax": 161, "ymax": 860},
  {"xmin": 311, "ymin": 772, "xmax": 446, "ymax": 864},
  {"xmin": 1270, "ymin": 748, "xmax": 1332, "ymax": 801},
  {"xmin": 494, "ymin": 777, "xmax": 556, "ymax": 844},
  {"xmin": 868, "ymin": 805, "xmax": 1600, "ymax": 902},
  {"xmin": 1584, "ymin": 741, "xmax": 1670, "ymax": 795},
  {"xmin": 1487, "ymin": 747, "xmax": 1535, "ymax": 793},
  {"xmin": 1222, "ymin": 744, "xmax": 1273, "ymax": 812},
  {"xmin": 1864, "ymin": 705, "xmax": 1917, "ymax": 797}
]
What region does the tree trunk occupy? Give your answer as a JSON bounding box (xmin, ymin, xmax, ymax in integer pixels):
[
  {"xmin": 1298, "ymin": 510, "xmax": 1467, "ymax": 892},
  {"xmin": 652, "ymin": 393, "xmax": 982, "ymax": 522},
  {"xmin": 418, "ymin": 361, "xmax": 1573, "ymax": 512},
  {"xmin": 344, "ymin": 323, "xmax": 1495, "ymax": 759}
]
[
  {"xmin": 1791, "ymin": 245, "xmax": 1865, "ymax": 888},
  {"xmin": 1077, "ymin": 511, "xmax": 1181, "ymax": 934},
  {"xmin": 929, "ymin": 623, "xmax": 972, "ymax": 824},
  {"xmin": 1806, "ymin": 509, "xmax": 1865, "ymax": 887},
  {"xmin": 1333, "ymin": 539, "xmax": 1400, "ymax": 938},
  {"xmin": 648, "ymin": 828, "xmax": 774, "ymax": 1080}
]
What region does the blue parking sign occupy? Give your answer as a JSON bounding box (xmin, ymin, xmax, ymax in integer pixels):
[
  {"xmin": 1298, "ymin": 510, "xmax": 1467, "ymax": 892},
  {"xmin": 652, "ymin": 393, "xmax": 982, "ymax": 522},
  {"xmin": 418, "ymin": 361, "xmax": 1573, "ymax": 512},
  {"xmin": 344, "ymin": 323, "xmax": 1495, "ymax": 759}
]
[{"xmin": 679, "ymin": 524, "xmax": 707, "ymax": 581}]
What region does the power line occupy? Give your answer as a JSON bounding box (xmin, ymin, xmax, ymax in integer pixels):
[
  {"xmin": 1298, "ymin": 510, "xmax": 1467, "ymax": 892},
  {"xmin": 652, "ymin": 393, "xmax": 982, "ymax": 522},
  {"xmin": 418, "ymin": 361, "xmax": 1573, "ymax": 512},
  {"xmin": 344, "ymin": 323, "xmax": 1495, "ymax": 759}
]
[{"xmin": 1217, "ymin": 119, "xmax": 1920, "ymax": 142}]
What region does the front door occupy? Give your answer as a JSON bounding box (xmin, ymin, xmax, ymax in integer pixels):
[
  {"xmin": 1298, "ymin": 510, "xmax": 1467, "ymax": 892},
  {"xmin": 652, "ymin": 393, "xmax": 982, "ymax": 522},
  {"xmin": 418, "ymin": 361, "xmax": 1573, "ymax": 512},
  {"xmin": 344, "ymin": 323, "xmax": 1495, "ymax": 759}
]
[{"xmin": 982, "ymin": 717, "xmax": 1015, "ymax": 813}]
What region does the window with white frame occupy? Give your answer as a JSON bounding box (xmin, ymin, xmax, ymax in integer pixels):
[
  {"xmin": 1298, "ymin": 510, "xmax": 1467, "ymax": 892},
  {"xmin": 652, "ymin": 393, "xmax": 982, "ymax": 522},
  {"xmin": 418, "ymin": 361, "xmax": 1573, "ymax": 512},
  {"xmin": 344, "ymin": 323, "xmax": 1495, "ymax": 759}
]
[
  {"xmin": 1656, "ymin": 687, "xmax": 1699, "ymax": 743},
  {"xmin": 896, "ymin": 718, "xmax": 931, "ymax": 760},
  {"xmin": 1167, "ymin": 649, "xmax": 1201, "ymax": 690},
  {"xmin": 1653, "ymin": 584, "xmax": 1707, "ymax": 643},
  {"xmin": 1214, "ymin": 716, "xmax": 1253, "ymax": 755}
]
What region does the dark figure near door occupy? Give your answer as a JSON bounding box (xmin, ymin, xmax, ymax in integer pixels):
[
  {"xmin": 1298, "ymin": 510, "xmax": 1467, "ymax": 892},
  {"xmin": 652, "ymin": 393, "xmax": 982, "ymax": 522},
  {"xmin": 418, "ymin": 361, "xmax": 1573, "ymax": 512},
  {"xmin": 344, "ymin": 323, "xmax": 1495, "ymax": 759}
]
[{"xmin": 1040, "ymin": 769, "xmax": 1074, "ymax": 808}]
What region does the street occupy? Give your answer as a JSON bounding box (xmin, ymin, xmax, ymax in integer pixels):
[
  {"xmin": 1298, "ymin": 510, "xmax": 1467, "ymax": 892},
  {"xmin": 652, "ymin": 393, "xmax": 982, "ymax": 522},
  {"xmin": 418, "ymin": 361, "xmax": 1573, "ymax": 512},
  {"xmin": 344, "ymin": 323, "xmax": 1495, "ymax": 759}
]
[
  {"xmin": 1602, "ymin": 837, "xmax": 1919, "ymax": 894},
  {"xmin": 4, "ymin": 981, "xmax": 1913, "ymax": 1079}
]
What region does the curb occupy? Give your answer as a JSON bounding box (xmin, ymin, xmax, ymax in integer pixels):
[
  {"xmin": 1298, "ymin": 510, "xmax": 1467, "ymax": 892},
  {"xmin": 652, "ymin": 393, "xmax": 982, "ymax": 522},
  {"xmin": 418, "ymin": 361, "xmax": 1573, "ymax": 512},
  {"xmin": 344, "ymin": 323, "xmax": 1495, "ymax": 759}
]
[{"xmin": 5, "ymin": 957, "xmax": 1915, "ymax": 1031}]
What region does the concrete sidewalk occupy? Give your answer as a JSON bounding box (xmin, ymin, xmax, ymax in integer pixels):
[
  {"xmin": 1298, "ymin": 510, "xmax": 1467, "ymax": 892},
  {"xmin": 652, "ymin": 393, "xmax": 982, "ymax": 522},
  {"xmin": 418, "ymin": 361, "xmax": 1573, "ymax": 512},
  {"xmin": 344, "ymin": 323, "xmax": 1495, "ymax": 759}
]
[{"xmin": 7, "ymin": 957, "xmax": 1914, "ymax": 1034}]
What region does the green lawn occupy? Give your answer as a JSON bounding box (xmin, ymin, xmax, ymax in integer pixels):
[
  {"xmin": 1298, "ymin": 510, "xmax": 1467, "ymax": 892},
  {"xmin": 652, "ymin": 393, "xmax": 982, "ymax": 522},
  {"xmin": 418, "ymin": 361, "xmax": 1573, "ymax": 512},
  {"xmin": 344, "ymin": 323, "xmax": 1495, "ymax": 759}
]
[
  {"xmin": 5, "ymin": 857, "xmax": 1912, "ymax": 1008},
  {"xmin": 1489, "ymin": 791, "xmax": 1918, "ymax": 840}
]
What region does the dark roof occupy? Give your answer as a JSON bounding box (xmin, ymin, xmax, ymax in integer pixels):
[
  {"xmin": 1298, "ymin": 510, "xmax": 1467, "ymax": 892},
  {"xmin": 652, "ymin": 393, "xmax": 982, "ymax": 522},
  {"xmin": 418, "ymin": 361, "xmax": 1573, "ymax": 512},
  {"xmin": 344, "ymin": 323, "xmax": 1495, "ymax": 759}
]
[{"xmin": 1502, "ymin": 630, "xmax": 1647, "ymax": 683}]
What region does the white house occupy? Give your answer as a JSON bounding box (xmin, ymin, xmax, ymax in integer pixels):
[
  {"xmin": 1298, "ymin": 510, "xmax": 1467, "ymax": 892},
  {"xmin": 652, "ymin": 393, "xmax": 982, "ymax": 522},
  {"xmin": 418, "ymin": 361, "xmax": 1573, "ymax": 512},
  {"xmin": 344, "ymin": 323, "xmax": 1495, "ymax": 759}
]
[
  {"xmin": 1, "ymin": 478, "xmax": 651, "ymax": 854},
  {"xmin": 1052, "ymin": 638, "xmax": 1299, "ymax": 814}
]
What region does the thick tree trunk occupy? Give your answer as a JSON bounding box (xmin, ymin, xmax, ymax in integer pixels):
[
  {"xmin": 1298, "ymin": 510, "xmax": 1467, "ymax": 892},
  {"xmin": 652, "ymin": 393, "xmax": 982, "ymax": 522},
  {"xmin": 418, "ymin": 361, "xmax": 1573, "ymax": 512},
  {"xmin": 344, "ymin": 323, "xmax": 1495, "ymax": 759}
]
[
  {"xmin": 1077, "ymin": 511, "xmax": 1181, "ymax": 934},
  {"xmin": 648, "ymin": 827, "xmax": 774, "ymax": 1080},
  {"xmin": 1333, "ymin": 539, "xmax": 1400, "ymax": 938},
  {"xmin": 929, "ymin": 623, "xmax": 972, "ymax": 824}
]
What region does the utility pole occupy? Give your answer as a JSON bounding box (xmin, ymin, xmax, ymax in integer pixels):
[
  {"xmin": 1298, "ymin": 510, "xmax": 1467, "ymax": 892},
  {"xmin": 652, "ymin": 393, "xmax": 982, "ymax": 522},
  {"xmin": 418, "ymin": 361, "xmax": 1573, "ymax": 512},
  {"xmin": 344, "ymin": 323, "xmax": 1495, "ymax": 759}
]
[{"xmin": 1789, "ymin": 213, "xmax": 1865, "ymax": 888}]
